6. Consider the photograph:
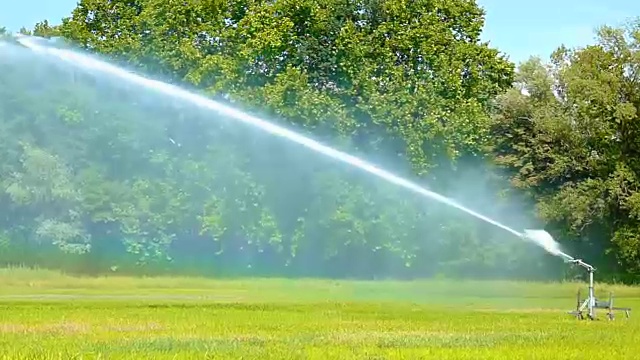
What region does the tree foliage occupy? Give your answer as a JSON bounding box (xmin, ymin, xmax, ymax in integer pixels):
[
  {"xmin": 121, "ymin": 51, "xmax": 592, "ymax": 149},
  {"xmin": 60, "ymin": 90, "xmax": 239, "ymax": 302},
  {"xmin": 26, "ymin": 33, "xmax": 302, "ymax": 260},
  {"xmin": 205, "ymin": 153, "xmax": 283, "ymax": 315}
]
[
  {"xmin": 492, "ymin": 22, "xmax": 640, "ymax": 280},
  {"xmin": 1, "ymin": 1, "xmax": 639, "ymax": 282}
]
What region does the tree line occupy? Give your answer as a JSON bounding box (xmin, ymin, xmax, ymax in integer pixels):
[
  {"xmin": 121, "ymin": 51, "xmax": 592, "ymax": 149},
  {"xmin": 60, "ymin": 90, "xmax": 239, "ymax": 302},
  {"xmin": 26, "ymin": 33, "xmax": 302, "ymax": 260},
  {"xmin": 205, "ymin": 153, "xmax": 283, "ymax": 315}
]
[{"xmin": 0, "ymin": 0, "xmax": 639, "ymax": 282}]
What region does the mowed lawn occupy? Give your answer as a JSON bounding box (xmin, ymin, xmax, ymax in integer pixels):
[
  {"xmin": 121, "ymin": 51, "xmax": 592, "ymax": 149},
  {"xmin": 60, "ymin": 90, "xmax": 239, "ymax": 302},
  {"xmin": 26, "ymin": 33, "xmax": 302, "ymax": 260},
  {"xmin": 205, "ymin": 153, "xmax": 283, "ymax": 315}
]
[{"xmin": 0, "ymin": 268, "xmax": 638, "ymax": 359}]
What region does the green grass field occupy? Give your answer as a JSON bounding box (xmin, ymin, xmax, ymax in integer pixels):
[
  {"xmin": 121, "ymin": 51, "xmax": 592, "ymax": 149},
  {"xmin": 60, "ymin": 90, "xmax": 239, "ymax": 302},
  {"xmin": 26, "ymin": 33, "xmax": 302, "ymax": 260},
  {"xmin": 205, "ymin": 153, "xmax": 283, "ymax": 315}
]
[{"xmin": 0, "ymin": 268, "xmax": 638, "ymax": 359}]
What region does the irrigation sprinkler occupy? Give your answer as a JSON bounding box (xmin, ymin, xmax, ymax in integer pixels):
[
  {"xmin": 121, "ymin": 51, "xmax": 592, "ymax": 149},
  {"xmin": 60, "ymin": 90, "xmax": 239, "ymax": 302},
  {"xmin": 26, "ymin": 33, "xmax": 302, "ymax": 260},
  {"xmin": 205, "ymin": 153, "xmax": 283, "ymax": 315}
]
[
  {"xmin": 564, "ymin": 257, "xmax": 631, "ymax": 320},
  {"xmin": 520, "ymin": 229, "xmax": 631, "ymax": 320}
]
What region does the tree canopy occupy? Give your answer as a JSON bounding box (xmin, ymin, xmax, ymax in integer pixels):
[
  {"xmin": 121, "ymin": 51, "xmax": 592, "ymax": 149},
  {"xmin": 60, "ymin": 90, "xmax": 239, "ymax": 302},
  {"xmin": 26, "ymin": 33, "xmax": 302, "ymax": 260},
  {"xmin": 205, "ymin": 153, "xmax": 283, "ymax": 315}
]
[
  {"xmin": 492, "ymin": 23, "xmax": 640, "ymax": 281},
  {"xmin": 1, "ymin": 0, "xmax": 639, "ymax": 282}
]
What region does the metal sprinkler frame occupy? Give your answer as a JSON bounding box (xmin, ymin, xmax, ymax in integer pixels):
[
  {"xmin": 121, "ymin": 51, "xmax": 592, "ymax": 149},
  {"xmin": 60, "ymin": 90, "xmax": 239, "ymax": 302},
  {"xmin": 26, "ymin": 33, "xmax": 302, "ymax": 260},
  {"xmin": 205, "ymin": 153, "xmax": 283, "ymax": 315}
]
[{"xmin": 566, "ymin": 258, "xmax": 631, "ymax": 320}]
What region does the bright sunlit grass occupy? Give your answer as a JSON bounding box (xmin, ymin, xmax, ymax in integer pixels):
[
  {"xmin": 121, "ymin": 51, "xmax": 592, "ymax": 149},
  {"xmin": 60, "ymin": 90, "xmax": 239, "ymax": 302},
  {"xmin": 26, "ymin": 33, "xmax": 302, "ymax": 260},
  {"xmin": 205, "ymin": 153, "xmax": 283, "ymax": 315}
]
[{"xmin": 0, "ymin": 267, "xmax": 638, "ymax": 359}]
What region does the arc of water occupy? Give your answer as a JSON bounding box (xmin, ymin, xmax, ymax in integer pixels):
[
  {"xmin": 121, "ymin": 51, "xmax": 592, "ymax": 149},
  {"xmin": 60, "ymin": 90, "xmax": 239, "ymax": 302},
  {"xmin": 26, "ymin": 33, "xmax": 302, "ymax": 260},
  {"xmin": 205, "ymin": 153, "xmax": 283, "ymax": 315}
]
[{"xmin": 13, "ymin": 35, "xmax": 574, "ymax": 260}]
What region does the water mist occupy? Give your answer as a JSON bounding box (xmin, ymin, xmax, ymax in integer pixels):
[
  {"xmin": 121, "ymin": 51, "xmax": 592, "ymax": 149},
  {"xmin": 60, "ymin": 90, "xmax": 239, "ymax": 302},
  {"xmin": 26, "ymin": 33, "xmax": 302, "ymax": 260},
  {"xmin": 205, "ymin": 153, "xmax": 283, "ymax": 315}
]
[{"xmin": 7, "ymin": 35, "xmax": 575, "ymax": 262}]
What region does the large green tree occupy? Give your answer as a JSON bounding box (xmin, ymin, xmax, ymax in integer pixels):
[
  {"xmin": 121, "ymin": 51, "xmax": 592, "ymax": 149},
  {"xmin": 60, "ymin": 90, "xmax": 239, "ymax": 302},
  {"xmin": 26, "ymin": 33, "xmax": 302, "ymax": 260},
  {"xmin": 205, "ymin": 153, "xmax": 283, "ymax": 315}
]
[
  {"xmin": 59, "ymin": 0, "xmax": 514, "ymax": 173},
  {"xmin": 1, "ymin": 0, "xmax": 575, "ymax": 281},
  {"xmin": 491, "ymin": 22, "xmax": 640, "ymax": 280}
]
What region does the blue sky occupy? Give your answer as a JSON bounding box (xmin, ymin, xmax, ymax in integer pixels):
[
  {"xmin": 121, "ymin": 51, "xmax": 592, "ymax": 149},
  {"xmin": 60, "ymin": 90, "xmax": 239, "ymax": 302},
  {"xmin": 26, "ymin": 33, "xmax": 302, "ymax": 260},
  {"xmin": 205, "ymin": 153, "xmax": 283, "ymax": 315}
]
[
  {"xmin": 1, "ymin": 0, "xmax": 637, "ymax": 64},
  {"xmin": 478, "ymin": 0, "xmax": 636, "ymax": 63}
]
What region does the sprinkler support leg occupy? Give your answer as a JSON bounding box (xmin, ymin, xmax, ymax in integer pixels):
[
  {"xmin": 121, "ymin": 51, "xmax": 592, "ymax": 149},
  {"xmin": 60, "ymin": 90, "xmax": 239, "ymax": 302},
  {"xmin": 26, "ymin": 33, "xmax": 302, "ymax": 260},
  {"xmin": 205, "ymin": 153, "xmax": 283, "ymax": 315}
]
[
  {"xmin": 607, "ymin": 292, "xmax": 614, "ymax": 320},
  {"xmin": 588, "ymin": 268, "xmax": 595, "ymax": 319}
]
